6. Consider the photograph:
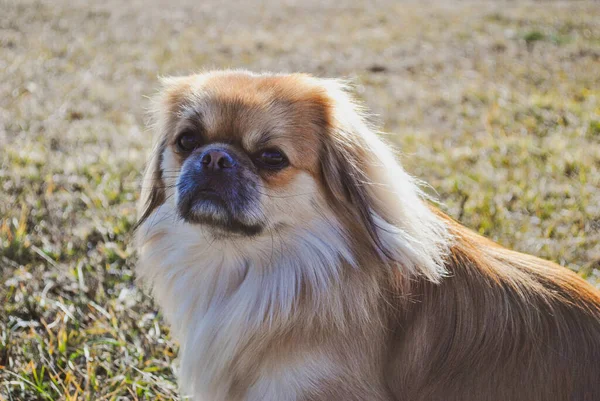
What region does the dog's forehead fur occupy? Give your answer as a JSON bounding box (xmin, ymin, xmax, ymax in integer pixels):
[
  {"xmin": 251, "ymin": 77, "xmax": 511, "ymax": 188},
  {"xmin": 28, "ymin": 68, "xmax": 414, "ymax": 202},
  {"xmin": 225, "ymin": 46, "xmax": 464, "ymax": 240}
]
[{"xmin": 159, "ymin": 71, "xmax": 333, "ymax": 175}]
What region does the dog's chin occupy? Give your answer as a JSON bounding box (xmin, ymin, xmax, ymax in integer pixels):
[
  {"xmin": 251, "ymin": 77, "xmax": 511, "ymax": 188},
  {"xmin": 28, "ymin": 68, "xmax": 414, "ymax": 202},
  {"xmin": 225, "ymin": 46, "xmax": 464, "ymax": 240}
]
[{"xmin": 178, "ymin": 198, "xmax": 264, "ymax": 237}]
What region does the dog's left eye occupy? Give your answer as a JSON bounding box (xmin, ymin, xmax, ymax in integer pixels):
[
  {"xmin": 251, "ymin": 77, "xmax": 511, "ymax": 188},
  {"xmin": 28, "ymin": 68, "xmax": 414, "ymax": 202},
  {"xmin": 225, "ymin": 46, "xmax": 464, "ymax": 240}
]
[{"xmin": 254, "ymin": 149, "xmax": 288, "ymax": 170}]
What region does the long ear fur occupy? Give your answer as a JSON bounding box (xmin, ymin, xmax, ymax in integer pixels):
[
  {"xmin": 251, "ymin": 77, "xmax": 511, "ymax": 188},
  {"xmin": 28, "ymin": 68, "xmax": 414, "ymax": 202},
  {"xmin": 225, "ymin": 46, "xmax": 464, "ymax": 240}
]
[
  {"xmin": 135, "ymin": 136, "xmax": 167, "ymax": 230},
  {"xmin": 135, "ymin": 76, "xmax": 193, "ymax": 230},
  {"xmin": 319, "ymin": 79, "xmax": 451, "ymax": 282}
]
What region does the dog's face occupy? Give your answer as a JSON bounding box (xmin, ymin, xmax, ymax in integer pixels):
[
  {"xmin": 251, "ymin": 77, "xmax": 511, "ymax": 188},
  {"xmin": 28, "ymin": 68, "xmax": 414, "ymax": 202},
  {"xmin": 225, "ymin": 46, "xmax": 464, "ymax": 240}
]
[
  {"xmin": 140, "ymin": 72, "xmax": 372, "ymax": 241},
  {"xmin": 161, "ymin": 74, "xmax": 327, "ymax": 236},
  {"xmin": 144, "ymin": 72, "xmax": 337, "ymax": 239}
]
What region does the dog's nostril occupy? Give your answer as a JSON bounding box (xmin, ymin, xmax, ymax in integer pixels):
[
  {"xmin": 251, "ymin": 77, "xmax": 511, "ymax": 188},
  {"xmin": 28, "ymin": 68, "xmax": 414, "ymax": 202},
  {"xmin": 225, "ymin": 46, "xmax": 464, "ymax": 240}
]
[
  {"xmin": 200, "ymin": 150, "xmax": 235, "ymax": 170},
  {"xmin": 201, "ymin": 153, "xmax": 212, "ymax": 165},
  {"xmin": 218, "ymin": 156, "xmax": 232, "ymax": 168}
]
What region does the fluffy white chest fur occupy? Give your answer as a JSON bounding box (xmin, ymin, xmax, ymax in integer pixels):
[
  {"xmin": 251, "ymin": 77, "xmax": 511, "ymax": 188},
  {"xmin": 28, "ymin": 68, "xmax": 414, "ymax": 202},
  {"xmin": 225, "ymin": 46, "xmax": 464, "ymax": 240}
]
[{"xmin": 136, "ymin": 201, "xmax": 357, "ymax": 400}]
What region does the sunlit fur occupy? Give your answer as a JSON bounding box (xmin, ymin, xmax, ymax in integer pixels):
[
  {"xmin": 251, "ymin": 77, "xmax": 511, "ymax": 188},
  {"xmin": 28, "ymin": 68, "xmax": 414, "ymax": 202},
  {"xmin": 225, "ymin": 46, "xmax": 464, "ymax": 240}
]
[{"xmin": 136, "ymin": 70, "xmax": 600, "ymax": 401}]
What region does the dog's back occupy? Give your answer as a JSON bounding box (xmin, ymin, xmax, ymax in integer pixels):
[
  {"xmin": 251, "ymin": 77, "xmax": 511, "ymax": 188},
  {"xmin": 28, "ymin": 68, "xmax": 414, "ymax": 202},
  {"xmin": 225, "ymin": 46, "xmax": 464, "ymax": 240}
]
[{"xmin": 387, "ymin": 213, "xmax": 600, "ymax": 401}]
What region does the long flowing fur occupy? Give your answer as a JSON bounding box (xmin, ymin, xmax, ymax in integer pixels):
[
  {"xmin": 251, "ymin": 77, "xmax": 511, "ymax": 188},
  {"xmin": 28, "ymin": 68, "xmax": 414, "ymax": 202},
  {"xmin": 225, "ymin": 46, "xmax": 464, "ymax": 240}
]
[{"xmin": 135, "ymin": 70, "xmax": 600, "ymax": 401}]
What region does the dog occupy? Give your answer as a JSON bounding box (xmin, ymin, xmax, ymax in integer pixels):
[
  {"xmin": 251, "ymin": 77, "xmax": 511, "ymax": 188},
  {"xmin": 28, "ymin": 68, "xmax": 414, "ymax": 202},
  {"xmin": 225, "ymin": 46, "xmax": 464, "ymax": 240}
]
[{"xmin": 135, "ymin": 70, "xmax": 600, "ymax": 401}]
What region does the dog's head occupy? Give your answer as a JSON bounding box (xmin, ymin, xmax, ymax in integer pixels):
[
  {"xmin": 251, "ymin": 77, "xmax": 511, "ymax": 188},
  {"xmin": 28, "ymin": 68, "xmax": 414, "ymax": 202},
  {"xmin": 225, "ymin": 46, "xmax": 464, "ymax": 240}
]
[{"xmin": 137, "ymin": 70, "xmax": 448, "ymax": 280}]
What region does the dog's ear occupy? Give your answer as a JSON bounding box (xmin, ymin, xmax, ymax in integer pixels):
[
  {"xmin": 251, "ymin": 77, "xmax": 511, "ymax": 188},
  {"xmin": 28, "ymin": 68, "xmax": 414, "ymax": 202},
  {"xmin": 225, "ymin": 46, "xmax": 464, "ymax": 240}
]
[
  {"xmin": 135, "ymin": 136, "xmax": 167, "ymax": 230},
  {"xmin": 321, "ymin": 136, "xmax": 393, "ymax": 259},
  {"xmin": 321, "ymin": 128, "xmax": 390, "ymax": 259},
  {"xmin": 318, "ymin": 80, "xmax": 449, "ymax": 279},
  {"xmin": 135, "ymin": 76, "xmax": 193, "ymax": 230},
  {"xmin": 318, "ymin": 81, "xmax": 394, "ymax": 261}
]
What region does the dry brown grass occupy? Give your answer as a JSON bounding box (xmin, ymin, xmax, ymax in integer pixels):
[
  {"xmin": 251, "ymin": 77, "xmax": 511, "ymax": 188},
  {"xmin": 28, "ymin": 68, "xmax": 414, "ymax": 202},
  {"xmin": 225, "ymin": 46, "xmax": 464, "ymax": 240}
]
[{"xmin": 1, "ymin": 0, "xmax": 599, "ymax": 399}]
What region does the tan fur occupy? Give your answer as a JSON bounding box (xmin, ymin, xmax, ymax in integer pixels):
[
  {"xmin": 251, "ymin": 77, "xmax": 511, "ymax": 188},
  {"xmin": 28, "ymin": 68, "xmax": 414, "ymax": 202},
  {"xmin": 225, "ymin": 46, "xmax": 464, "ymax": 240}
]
[
  {"xmin": 388, "ymin": 210, "xmax": 600, "ymax": 401},
  {"xmin": 136, "ymin": 70, "xmax": 600, "ymax": 401}
]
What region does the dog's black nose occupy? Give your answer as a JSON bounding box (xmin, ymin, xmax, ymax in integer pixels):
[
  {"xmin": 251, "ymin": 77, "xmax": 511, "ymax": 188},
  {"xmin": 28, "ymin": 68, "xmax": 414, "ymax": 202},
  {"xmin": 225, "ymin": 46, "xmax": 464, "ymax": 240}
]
[{"xmin": 200, "ymin": 149, "xmax": 235, "ymax": 170}]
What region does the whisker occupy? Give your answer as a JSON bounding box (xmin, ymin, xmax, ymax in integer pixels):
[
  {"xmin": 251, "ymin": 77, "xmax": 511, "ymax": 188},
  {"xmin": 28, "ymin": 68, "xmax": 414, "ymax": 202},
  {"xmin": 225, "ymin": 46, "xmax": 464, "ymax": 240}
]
[
  {"xmin": 139, "ymin": 185, "xmax": 178, "ymax": 190},
  {"xmin": 254, "ymin": 185, "xmax": 317, "ymax": 199},
  {"xmin": 144, "ymin": 193, "xmax": 177, "ymax": 234}
]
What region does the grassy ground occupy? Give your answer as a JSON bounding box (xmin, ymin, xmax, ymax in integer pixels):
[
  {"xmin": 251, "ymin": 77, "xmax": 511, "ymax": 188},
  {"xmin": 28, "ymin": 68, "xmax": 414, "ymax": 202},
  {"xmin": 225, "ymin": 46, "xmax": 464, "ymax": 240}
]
[{"xmin": 1, "ymin": 0, "xmax": 599, "ymax": 399}]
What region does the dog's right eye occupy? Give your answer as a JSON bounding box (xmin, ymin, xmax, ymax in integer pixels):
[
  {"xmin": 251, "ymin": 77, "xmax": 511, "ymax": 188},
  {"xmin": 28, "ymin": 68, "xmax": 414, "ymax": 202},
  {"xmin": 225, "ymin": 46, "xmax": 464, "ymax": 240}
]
[{"xmin": 176, "ymin": 132, "xmax": 200, "ymax": 152}]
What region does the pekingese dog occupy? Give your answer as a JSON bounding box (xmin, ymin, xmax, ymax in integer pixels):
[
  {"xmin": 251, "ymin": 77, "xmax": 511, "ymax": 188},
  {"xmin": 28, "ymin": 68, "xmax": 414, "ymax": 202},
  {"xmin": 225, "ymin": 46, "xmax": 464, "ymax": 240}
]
[{"xmin": 135, "ymin": 70, "xmax": 600, "ymax": 401}]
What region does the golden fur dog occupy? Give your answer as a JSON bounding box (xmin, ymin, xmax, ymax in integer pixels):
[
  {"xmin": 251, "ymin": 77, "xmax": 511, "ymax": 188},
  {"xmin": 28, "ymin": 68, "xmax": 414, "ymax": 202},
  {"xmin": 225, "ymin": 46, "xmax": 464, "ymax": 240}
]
[{"xmin": 135, "ymin": 70, "xmax": 600, "ymax": 401}]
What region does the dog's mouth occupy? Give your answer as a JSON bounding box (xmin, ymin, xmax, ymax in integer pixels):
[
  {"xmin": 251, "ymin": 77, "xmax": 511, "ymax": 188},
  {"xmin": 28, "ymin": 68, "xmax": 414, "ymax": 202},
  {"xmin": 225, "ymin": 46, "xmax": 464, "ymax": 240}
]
[
  {"xmin": 192, "ymin": 189, "xmax": 226, "ymax": 207},
  {"xmin": 177, "ymin": 189, "xmax": 264, "ymax": 236}
]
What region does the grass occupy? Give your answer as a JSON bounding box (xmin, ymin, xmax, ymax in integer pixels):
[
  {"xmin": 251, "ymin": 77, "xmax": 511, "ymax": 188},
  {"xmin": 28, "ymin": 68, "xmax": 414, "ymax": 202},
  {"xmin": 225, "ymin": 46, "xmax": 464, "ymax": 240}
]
[{"xmin": 1, "ymin": 0, "xmax": 599, "ymax": 399}]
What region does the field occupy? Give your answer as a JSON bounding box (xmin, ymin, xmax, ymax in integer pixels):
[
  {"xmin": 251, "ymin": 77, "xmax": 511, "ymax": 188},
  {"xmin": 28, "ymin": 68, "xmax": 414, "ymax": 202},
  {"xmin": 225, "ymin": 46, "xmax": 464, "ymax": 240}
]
[{"xmin": 1, "ymin": 0, "xmax": 599, "ymax": 399}]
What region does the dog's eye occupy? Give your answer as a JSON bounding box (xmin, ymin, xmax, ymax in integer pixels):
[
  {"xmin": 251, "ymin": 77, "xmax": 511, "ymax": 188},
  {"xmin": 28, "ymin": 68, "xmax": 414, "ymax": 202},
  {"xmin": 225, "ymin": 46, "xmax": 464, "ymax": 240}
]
[
  {"xmin": 254, "ymin": 149, "xmax": 288, "ymax": 170},
  {"xmin": 176, "ymin": 132, "xmax": 200, "ymax": 152}
]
